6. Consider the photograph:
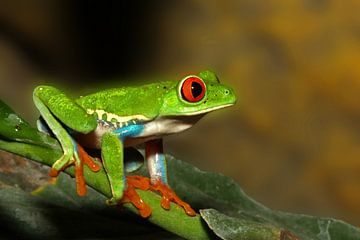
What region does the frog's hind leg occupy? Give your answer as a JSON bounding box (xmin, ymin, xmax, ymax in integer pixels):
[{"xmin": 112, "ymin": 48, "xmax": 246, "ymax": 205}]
[
  {"xmin": 33, "ymin": 93, "xmax": 75, "ymax": 176},
  {"xmin": 33, "ymin": 86, "xmax": 99, "ymax": 196},
  {"xmin": 146, "ymin": 139, "xmax": 196, "ymax": 216}
]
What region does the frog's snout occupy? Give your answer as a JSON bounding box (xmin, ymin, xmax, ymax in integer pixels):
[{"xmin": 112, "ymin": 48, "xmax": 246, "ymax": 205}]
[
  {"xmin": 205, "ymin": 83, "xmax": 237, "ymax": 107},
  {"xmin": 224, "ymin": 89, "xmax": 230, "ymax": 95},
  {"xmin": 222, "ymin": 86, "xmax": 237, "ymax": 104}
]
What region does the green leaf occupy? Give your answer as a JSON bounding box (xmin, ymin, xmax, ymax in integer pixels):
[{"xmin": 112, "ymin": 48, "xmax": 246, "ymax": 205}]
[
  {"xmin": 0, "ymin": 185, "xmax": 178, "ymax": 239},
  {"xmin": 200, "ymin": 209, "xmax": 288, "ymax": 240},
  {"xmin": 0, "ymin": 99, "xmax": 61, "ymax": 164},
  {"xmin": 160, "ymin": 157, "xmax": 360, "ymax": 240},
  {"xmin": 0, "ymin": 100, "xmax": 60, "ymax": 150},
  {"xmin": 0, "ymin": 140, "xmax": 62, "ymax": 164},
  {"xmin": 200, "ymin": 209, "xmax": 297, "ymax": 240}
]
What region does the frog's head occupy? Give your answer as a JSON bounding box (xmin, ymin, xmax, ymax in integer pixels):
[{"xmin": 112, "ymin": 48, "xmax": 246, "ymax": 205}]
[{"xmin": 159, "ymin": 70, "xmax": 237, "ymax": 117}]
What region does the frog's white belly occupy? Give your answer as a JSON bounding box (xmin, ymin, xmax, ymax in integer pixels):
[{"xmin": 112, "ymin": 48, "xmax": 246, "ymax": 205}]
[{"xmin": 77, "ymin": 114, "xmax": 204, "ymax": 149}]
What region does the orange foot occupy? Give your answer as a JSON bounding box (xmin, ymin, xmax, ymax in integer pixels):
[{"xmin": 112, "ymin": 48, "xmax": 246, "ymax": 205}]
[
  {"xmin": 121, "ymin": 176, "xmax": 196, "ymax": 218},
  {"xmin": 121, "ymin": 176, "xmax": 152, "ymax": 218},
  {"xmin": 49, "ymin": 144, "xmax": 101, "ymax": 196},
  {"xmin": 150, "ymin": 179, "xmax": 196, "ymax": 216}
]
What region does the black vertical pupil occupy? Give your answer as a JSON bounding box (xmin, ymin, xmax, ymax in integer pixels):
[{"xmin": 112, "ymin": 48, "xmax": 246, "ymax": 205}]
[{"xmin": 191, "ymin": 82, "xmax": 203, "ymax": 98}]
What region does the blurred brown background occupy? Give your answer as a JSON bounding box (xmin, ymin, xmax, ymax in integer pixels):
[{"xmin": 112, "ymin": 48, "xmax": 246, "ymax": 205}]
[{"xmin": 0, "ymin": 1, "xmax": 359, "ymax": 225}]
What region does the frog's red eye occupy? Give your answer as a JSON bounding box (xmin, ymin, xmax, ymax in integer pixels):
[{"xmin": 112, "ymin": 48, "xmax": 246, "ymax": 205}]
[{"xmin": 181, "ymin": 76, "xmax": 206, "ymax": 102}]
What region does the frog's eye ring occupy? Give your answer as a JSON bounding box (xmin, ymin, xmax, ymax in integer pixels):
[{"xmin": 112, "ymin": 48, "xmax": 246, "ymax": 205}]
[{"xmin": 180, "ymin": 76, "xmax": 206, "ymax": 103}]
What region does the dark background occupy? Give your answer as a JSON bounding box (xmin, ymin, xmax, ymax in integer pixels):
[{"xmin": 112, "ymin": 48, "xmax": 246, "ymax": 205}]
[{"xmin": 1, "ymin": 1, "xmax": 360, "ymax": 224}]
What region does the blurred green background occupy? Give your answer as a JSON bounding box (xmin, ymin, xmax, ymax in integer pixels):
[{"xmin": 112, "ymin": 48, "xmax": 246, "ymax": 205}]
[{"xmin": 0, "ymin": 1, "xmax": 360, "ymax": 225}]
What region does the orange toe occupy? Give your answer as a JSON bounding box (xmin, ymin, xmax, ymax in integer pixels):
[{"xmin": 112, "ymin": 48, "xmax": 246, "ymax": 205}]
[
  {"xmin": 74, "ymin": 160, "xmax": 86, "ymax": 196},
  {"xmin": 48, "ymin": 168, "xmax": 60, "ymax": 177},
  {"xmin": 150, "ymin": 180, "xmax": 196, "ymax": 216},
  {"xmin": 48, "ymin": 144, "xmax": 101, "ymax": 197},
  {"xmin": 121, "ymin": 176, "xmax": 152, "ymax": 218},
  {"xmin": 78, "ymin": 144, "xmax": 101, "ymax": 172}
]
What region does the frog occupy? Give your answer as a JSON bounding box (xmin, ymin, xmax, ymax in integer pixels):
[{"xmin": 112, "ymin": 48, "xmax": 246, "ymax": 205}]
[{"xmin": 33, "ymin": 70, "xmax": 237, "ymax": 217}]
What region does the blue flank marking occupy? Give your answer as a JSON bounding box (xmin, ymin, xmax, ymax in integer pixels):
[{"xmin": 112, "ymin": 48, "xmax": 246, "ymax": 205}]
[
  {"xmin": 113, "ymin": 124, "xmax": 144, "ymax": 141},
  {"xmin": 112, "ymin": 124, "xmax": 145, "ymax": 187},
  {"xmin": 157, "ymin": 153, "xmax": 168, "ymax": 184}
]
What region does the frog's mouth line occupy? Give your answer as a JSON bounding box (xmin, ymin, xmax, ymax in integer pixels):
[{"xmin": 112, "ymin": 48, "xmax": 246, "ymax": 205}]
[{"xmin": 180, "ymin": 103, "xmax": 235, "ymax": 116}]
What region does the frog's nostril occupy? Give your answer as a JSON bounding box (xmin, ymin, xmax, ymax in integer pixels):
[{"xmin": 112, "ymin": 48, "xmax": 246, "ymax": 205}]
[{"xmin": 224, "ymin": 89, "xmax": 230, "ymax": 95}]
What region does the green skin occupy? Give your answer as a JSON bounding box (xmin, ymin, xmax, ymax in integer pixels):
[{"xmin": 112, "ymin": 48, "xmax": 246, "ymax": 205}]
[{"xmin": 33, "ymin": 70, "xmax": 236, "ymax": 208}]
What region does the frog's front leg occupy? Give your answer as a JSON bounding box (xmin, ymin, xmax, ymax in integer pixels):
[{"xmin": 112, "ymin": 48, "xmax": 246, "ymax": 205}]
[
  {"xmin": 101, "ymin": 125, "xmax": 152, "ymax": 218},
  {"xmin": 33, "ymin": 86, "xmax": 100, "ymax": 196},
  {"xmin": 146, "ymin": 139, "xmax": 196, "ymax": 216}
]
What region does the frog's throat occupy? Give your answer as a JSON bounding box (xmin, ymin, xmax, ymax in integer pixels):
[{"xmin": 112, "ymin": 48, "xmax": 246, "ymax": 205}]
[
  {"xmin": 153, "ymin": 102, "xmax": 235, "ymax": 134},
  {"xmin": 122, "ymin": 114, "xmax": 206, "ymax": 147},
  {"xmin": 143, "ymin": 114, "xmax": 205, "ymax": 136}
]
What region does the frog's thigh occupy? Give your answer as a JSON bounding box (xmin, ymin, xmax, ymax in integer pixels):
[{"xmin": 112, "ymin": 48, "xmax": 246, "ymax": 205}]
[
  {"xmin": 101, "ymin": 132, "xmax": 125, "ymax": 202},
  {"xmin": 33, "ymin": 87, "xmax": 76, "ymax": 169},
  {"xmin": 33, "ymin": 86, "xmax": 97, "ymax": 133}
]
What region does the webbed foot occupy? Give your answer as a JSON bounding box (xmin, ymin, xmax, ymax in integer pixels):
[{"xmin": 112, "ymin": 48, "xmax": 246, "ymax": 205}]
[
  {"xmin": 117, "ymin": 176, "xmax": 197, "ymax": 218},
  {"xmin": 121, "ymin": 176, "xmax": 152, "ymax": 218},
  {"xmin": 49, "ymin": 144, "xmax": 101, "ymax": 196},
  {"xmin": 150, "ymin": 180, "xmax": 196, "ymax": 216}
]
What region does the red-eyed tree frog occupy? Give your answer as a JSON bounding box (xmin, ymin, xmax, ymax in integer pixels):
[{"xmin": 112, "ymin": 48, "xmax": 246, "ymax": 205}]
[{"xmin": 33, "ymin": 70, "xmax": 236, "ymax": 217}]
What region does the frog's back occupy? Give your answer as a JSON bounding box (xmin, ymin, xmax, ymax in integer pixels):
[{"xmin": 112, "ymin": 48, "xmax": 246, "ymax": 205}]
[
  {"xmin": 76, "ymin": 81, "xmax": 174, "ymax": 119},
  {"xmin": 74, "ymin": 81, "xmax": 178, "ymax": 148}
]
